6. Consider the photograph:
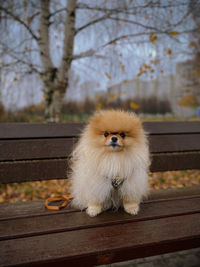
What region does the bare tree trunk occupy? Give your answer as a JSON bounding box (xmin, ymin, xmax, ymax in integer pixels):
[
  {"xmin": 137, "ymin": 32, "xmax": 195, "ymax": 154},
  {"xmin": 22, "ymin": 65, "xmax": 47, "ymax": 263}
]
[
  {"xmin": 51, "ymin": 0, "xmax": 76, "ymax": 121},
  {"xmin": 189, "ymin": 0, "xmax": 200, "ymax": 105},
  {"xmin": 39, "ymin": 0, "xmax": 76, "ymax": 121},
  {"xmin": 39, "ymin": 0, "xmax": 55, "ymax": 120}
]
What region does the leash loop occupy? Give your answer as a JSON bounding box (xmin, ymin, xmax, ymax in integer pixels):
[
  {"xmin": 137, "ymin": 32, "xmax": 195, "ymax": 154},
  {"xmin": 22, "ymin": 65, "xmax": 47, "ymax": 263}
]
[{"xmin": 45, "ymin": 194, "xmax": 73, "ymax": 210}]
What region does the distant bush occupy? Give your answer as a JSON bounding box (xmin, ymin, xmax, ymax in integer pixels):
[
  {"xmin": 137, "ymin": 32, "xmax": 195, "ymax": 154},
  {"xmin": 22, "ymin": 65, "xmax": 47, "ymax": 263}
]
[
  {"xmin": 61, "ymin": 100, "xmax": 79, "ymax": 114},
  {"xmin": 2, "ymin": 96, "xmax": 171, "ymax": 122},
  {"xmin": 61, "ymin": 95, "xmax": 171, "ymax": 115},
  {"xmin": 0, "ymin": 101, "xmax": 5, "ymax": 117},
  {"xmin": 1, "ymin": 102, "xmax": 45, "ymax": 122},
  {"xmin": 95, "ymin": 95, "xmax": 171, "ymax": 114},
  {"xmin": 61, "ymin": 98, "xmax": 96, "ymax": 115},
  {"xmin": 82, "ymin": 97, "xmax": 96, "ymax": 114},
  {"xmin": 131, "ymin": 96, "xmax": 172, "ymax": 114},
  {"xmin": 21, "ymin": 102, "xmax": 45, "ymax": 116}
]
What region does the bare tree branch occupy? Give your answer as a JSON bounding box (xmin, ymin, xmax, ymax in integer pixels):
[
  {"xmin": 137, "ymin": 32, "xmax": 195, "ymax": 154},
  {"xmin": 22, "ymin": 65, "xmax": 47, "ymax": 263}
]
[
  {"xmin": 5, "ymin": 53, "xmax": 42, "ymax": 74},
  {"xmin": 75, "ymin": 3, "xmax": 192, "ymax": 37},
  {"xmin": 101, "ymin": 29, "xmax": 198, "ymax": 48},
  {"xmin": 73, "ymin": 49, "xmax": 106, "ymax": 60},
  {"xmin": 108, "ymin": 16, "xmax": 167, "ymax": 33},
  {"xmin": 48, "ymin": 7, "xmax": 68, "ymax": 18},
  {"xmin": 28, "ymin": 11, "xmax": 40, "ymax": 23},
  {"xmin": 77, "ymin": 1, "xmax": 188, "ymax": 14},
  {"xmin": 0, "ymin": 5, "xmax": 40, "ymax": 41},
  {"xmin": 75, "ymin": 13, "xmax": 112, "ymax": 34},
  {"xmin": 0, "ymin": 38, "xmax": 35, "ymax": 56}
]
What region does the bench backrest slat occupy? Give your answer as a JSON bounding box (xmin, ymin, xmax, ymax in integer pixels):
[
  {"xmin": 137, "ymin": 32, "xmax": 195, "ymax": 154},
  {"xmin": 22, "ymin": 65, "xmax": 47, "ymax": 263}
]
[
  {"xmin": 1, "ymin": 133, "xmax": 200, "ymax": 162},
  {"xmin": 1, "ymin": 121, "xmax": 200, "ymax": 139},
  {"xmin": 0, "ymin": 121, "xmax": 200, "ymax": 184},
  {"xmin": 0, "ymin": 159, "xmax": 67, "ymax": 184},
  {"xmin": 0, "ymin": 123, "xmax": 84, "ymax": 139}
]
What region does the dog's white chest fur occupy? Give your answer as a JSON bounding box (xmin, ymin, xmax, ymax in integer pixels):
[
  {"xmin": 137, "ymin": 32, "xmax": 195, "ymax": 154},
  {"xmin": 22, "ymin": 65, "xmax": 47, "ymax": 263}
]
[{"xmin": 98, "ymin": 152, "xmax": 135, "ymax": 181}]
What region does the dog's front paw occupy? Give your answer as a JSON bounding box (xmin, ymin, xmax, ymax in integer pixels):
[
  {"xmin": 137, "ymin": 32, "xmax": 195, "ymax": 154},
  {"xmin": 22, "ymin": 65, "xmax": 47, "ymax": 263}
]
[
  {"xmin": 123, "ymin": 202, "xmax": 139, "ymax": 215},
  {"xmin": 86, "ymin": 204, "xmax": 102, "ymax": 217}
]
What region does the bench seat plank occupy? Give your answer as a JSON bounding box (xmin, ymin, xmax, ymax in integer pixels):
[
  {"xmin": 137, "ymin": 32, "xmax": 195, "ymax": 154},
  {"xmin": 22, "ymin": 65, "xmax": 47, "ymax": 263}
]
[
  {"xmin": 1, "ymin": 213, "xmax": 200, "ymax": 266},
  {"xmin": 0, "ymin": 200, "xmax": 75, "ymax": 221},
  {"xmin": 0, "ymin": 186, "xmax": 200, "ymax": 221},
  {"xmin": 1, "ymin": 187, "xmax": 199, "ymax": 221},
  {"xmin": 0, "ymin": 196, "xmax": 200, "ymax": 241}
]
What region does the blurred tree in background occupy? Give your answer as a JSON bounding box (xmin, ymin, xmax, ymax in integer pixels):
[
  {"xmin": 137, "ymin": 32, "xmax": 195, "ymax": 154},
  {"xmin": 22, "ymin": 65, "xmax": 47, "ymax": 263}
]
[{"xmin": 0, "ymin": 0, "xmax": 199, "ymax": 121}]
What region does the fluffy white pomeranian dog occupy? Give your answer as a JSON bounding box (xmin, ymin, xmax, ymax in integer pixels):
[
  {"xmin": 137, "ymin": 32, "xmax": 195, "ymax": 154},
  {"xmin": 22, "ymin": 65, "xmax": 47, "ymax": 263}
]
[{"xmin": 70, "ymin": 110, "xmax": 150, "ymax": 217}]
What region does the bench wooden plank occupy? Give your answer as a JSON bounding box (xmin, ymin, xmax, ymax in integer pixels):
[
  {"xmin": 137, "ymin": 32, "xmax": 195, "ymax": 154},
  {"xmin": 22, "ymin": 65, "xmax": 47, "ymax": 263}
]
[
  {"xmin": 144, "ymin": 121, "xmax": 200, "ymax": 134},
  {"xmin": 1, "ymin": 134, "xmax": 200, "ymax": 161},
  {"xmin": 1, "ymin": 151, "xmax": 199, "ymax": 184},
  {"xmin": 0, "ymin": 196, "xmax": 200, "ymax": 241},
  {"xmin": 0, "ymin": 200, "xmax": 76, "ymax": 221},
  {"xmin": 150, "ymin": 152, "xmax": 200, "ymax": 172},
  {"xmin": 1, "ymin": 187, "xmax": 199, "ymax": 221},
  {"xmin": 0, "ymin": 123, "xmax": 84, "ymax": 139},
  {"xmin": 1, "ymin": 213, "xmax": 200, "ymax": 266},
  {"xmin": 0, "ymin": 138, "xmax": 76, "ymax": 161},
  {"xmin": 0, "ymin": 159, "xmax": 68, "ymax": 183},
  {"xmin": 0, "ymin": 122, "xmax": 200, "ymax": 267},
  {"xmin": 0, "ymin": 122, "xmax": 200, "ymax": 139},
  {"xmin": 149, "ymin": 134, "xmax": 200, "ymax": 153}
]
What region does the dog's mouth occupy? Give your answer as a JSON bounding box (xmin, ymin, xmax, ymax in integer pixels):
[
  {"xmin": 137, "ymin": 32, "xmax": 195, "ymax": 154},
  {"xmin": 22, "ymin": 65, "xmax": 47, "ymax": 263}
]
[
  {"xmin": 110, "ymin": 143, "xmax": 119, "ymax": 147},
  {"xmin": 109, "ymin": 142, "xmax": 121, "ymax": 149}
]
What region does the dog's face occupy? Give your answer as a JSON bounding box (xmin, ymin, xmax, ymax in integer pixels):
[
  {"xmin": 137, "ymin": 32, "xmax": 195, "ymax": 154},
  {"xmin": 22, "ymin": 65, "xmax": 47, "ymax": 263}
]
[
  {"xmin": 103, "ymin": 131, "xmax": 126, "ymax": 151},
  {"xmin": 87, "ymin": 110, "xmax": 143, "ymax": 152}
]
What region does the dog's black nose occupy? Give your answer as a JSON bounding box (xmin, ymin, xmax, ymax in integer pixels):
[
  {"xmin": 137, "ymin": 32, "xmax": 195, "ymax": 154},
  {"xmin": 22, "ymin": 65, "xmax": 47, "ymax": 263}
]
[{"xmin": 111, "ymin": 136, "xmax": 118, "ymax": 143}]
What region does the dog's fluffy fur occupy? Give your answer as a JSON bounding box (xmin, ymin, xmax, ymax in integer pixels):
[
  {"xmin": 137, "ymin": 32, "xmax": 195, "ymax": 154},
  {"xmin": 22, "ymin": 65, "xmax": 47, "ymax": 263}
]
[{"xmin": 70, "ymin": 110, "xmax": 150, "ymax": 217}]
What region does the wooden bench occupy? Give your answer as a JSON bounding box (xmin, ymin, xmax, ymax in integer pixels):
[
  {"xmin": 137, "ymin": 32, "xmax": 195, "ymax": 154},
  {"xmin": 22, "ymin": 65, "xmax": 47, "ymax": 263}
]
[{"xmin": 0, "ymin": 121, "xmax": 200, "ymax": 266}]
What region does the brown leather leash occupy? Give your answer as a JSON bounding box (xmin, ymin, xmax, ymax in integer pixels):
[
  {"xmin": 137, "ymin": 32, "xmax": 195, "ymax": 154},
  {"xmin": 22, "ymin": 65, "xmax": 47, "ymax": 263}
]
[{"xmin": 45, "ymin": 194, "xmax": 73, "ymax": 210}]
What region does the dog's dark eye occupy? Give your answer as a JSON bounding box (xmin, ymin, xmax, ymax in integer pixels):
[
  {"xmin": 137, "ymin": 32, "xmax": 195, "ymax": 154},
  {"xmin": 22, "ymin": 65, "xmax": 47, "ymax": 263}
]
[
  {"xmin": 104, "ymin": 132, "xmax": 109, "ymax": 137},
  {"xmin": 120, "ymin": 132, "xmax": 126, "ymax": 138}
]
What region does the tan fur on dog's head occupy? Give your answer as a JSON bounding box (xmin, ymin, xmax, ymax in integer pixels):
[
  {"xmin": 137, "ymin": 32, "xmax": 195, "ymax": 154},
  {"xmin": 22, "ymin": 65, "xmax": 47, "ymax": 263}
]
[{"xmin": 86, "ymin": 109, "xmax": 144, "ymax": 152}]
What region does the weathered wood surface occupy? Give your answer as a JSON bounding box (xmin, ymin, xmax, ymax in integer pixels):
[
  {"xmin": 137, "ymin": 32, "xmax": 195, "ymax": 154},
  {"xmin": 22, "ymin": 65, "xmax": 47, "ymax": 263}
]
[
  {"xmin": 0, "ymin": 152, "xmax": 200, "ymax": 183},
  {"xmin": 0, "ymin": 122, "xmax": 84, "ymax": 139},
  {"xmin": 1, "ymin": 121, "xmax": 200, "ymax": 139},
  {"xmin": 1, "ymin": 214, "xmax": 200, "ymax": 267},
  {"xmin": 1, "ymin": 186, "xmax": 199, "ymax": 221},
  {"xmin": 0, "ymin": 159, "xmax": 68, "ymax": 183},
  {"xmin": 0, "ymin": 122, "xmax": 200, "ymax": 266},
  {"xmin": 0, "ymin": 187, "xmax": 200, "ymax": 266},
  {"xmin": 0, "ymin": 121, "xmax": 200, "ymax": 183},
  {"xmin": 1, "ymin": 134, "xmax": 200, "ymax": 161},
  {"xmin": 1, "ymin": 195, "xmax": 200, "ymax": 241}
]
